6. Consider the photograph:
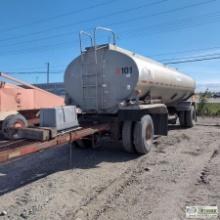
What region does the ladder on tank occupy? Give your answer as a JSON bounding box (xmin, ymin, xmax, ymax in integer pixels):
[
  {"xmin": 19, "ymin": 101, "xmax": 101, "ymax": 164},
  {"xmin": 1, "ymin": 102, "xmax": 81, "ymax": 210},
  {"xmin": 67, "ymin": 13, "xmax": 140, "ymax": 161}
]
[
  {"xmin": 79, "ymin": 27, "xmax": 116, "ymax": 112},
  {"xmin": 81, "ymin": 63, "xmax": 99, "ymax": 111}
]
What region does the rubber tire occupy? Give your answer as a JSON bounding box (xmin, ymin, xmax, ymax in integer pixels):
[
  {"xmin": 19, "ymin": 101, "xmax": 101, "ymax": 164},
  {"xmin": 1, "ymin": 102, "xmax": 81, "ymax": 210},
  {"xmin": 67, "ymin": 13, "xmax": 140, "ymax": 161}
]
[
  {"xmin": 2, "ymin": 114, "xmax": 28, "ymax": 140},
  {"xmin": 185, "ymin": 106, "xmax": 196, "ymax": 128},
  {"xmin": 133, "ymin": 115, "xmax": 154, "ymax": 155},
  {"xmin": 122, "ymin": 121, "xmax": 135, "ymax": 153},
  {"xmin": 179, "ymin": 111, "xmax": 185, "ymax": 128},
  {"xmin": 74, "ymin": 139, "xmax": 92, "ymax": 148}
]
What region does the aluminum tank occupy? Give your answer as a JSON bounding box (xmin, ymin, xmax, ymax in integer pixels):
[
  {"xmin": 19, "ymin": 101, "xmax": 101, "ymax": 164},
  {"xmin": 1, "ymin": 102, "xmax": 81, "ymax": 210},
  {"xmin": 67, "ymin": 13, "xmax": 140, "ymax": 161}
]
[{"xmin": 64, "ymin": 44, "xmax": 196, "ymax": 113}]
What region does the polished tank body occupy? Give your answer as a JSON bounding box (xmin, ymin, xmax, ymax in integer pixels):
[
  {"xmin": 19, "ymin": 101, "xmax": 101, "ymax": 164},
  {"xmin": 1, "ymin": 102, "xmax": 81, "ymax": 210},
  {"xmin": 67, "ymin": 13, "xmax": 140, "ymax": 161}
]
[{"xmin": 64, "ymin": 44, "xmax": 196, "ymax": 113}]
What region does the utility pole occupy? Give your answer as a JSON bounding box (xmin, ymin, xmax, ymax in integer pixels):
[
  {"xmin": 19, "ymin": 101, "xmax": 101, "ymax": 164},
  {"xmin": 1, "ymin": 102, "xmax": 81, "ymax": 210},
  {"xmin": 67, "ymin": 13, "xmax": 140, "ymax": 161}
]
[{"xmin": 46, "ymin": 62, "xmax": 50, "ymax": 84}]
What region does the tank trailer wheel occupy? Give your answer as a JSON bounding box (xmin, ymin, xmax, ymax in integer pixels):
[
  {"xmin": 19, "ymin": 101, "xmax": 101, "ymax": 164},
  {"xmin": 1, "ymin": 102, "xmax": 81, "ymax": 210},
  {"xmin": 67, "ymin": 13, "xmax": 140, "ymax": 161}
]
[
  {"xmin": 74, "ymin": 135, "xmax": 99, "ymax": 149},
  {"xmin": 178, "ymin": 111, "xmax": 185, "ymax": 127},
  {"xmin": 74, "ymin": 139, "xmax": 92, "ymax": 149},
  {"xmin": 179, "ymin": 106, "xmax": 196, "ymax": 128},
  {"xmin": 185, "ymin": 106, "xmax": 196, "ymax": 128},
  {"xmin": 74, "ymin": 140, "xmax": 88, "ymax": 148},
  {"xmin": 2, "ymin": 114, "xmax": 28, "ymax": 140},
  {"xmin": 122, "ymin": 121, "xmax": 135, "ymax": 153},
  {"xmin": 133, "ymin": 115, "xmax": 154, "ymax": 155}
]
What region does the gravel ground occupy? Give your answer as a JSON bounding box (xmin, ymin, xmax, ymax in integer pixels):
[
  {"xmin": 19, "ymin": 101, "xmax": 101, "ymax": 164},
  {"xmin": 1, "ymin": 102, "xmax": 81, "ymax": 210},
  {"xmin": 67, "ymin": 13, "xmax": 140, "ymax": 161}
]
[{"xmin": 0, "ymin": 117, "xmax": 219, "ymax": 220}]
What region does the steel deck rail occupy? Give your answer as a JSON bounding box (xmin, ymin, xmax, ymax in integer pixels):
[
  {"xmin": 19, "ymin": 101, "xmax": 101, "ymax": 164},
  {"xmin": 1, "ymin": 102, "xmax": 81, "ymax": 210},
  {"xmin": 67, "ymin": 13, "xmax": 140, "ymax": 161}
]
[{"xmin": 0, "ymin": 123, "xmax": 110, "ymax": 164}]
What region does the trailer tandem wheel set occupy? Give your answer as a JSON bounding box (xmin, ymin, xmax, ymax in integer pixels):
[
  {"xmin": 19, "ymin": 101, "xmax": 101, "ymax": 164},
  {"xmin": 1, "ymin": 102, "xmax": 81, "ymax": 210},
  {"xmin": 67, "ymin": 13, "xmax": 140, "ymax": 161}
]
[
  {"xmin": 122, "ymin": 121, "xmax": 135, "ymax": 153},
  {"xmin": 179, "ymin": 106, "xmax": 196, "ymax": 128},
  {"xmin": 74, "ymin": 134, "xmax": 99, "ymax": 149},
  {"xmin": 122, "ymin": 114, "xmax": 154, "ymax": 155}
]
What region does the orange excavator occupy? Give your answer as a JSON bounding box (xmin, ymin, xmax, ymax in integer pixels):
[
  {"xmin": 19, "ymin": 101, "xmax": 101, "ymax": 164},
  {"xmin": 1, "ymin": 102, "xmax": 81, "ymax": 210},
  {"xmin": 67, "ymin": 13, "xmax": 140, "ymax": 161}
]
[{"xmin": 0, "ymin": 72, "xmax": 64, "ymax": 139}]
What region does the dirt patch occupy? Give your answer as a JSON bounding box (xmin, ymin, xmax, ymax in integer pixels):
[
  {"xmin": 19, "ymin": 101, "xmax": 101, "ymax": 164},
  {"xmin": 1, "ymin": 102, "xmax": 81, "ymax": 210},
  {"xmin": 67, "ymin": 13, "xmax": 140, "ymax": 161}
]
[{"xmin": 0, "ymin": 117, "xmax": 220, "ymax": 220}]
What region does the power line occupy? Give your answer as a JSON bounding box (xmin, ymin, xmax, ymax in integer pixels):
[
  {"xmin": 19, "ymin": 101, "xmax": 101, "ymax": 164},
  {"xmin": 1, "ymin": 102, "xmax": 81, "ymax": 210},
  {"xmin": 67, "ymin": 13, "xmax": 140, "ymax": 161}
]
[
  {"xmin": 0, "ymin": 2, "xmax": 219, "ymax": 57},
  {"xmin": 1, "ymin": 12, "xmax": 219, "ymax": 56},
  {"xmin": 1, "ymin": 10, "xmax": 220, "ymax": 55},
  {"xmin": 149, "ymin": 46, "xmax": 220, "ymax": 57},
  {"xmin": 6, "ymin": 55, "xmax": 220, "ymax": 75},
  {"xmin": 165, "ymin": 56, "xmax": 220, "ymax": 64},
  {"xmin": 5, "ymin": 71, "xmax": 63, "ymax": 75},
  {"xmin": 0, "ymin": 39, "xmax": 74, "ymax": 56},
  {"xmin": 0, "ymin": 0, "xmax": 117, "ymax": 33},
  {"xmin": 5, "ymin": 45, "xmax": 220, "ymax": 66},
  {"xmin": 0, "ymin": 0, "xmax": 168, "ymax": 43},
  {"xmin": 0, "ymin": 30, "xmax": 77, "ymax": 48},
  {"xmin": 0, "ymin": 0, "xmax": 215, "ymax": 48},
  {"xmin": 4, "ymin": 53, "xmax": 220, "ymax": 75},
  {"xmin": 120, "ymin": 10, "xmax": 220, "ymax": 37},
  {"xmin": 0, "ymin": 0, "xmax": 217, "ymax": 52},
  {"xmin": 160, "ymin": 52, "xmax": 220, "ymax": 62},
  {"xmin": 163, "ymin": 55, "xmax": 220, "ymax": 64},
  {"xmin": 107, "ymin": 0, "xmax": 217, "ymax": 28},
  {"xmin": 111, "ymin": 11, "xmax": 220, "ymax": 46}
]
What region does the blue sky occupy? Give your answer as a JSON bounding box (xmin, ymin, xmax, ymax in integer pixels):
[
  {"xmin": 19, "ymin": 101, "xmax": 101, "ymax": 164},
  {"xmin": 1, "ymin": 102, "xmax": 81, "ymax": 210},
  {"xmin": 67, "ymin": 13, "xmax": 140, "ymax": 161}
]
[{"xmin": 0, "ymin": 0, "xmax": 220, "ymax": 90}]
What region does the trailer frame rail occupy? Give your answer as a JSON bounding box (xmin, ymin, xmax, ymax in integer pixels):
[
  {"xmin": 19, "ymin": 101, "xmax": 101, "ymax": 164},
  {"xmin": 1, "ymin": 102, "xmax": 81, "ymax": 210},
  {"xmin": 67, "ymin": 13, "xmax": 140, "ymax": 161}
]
[{"xmin": 0, "ymin": 123, "xmax": 110, "ymax": 164}]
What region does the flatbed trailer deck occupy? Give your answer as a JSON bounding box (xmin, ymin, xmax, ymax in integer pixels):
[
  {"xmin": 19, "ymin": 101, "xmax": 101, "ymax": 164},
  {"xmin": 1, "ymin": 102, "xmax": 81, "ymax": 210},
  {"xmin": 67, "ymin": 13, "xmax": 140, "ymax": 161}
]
[{"xmin": 0, "ymin": 123, "xmax": 110, "ymax": 164}]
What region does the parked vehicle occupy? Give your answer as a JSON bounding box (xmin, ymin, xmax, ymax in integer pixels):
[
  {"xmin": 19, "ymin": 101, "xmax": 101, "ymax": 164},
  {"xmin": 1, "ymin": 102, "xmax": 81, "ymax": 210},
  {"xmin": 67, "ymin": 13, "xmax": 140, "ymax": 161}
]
[
  {"xmin": 0, "ymin": 28, "xmax": 198, "ymax": 164},
  {"xmin": 0, "ymin": 73, "xmax": 64, "ymax": 139},
  {"xmin": 64, "ymin": 27, "xmax": 197, "ymax": 154},
  {"xmin": 213, "ymin": 92, "xmax": 220, "ymax": 98}
]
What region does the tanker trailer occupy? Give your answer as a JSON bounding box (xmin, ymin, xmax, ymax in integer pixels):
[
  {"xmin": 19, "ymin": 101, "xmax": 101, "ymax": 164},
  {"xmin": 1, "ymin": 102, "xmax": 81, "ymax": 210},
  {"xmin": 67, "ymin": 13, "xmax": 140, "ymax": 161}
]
[{"xmin": 64, "ymin": 27, "xmax": 196, "ymax": 154}]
